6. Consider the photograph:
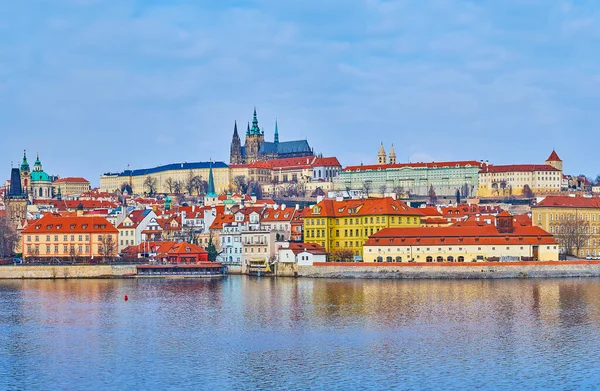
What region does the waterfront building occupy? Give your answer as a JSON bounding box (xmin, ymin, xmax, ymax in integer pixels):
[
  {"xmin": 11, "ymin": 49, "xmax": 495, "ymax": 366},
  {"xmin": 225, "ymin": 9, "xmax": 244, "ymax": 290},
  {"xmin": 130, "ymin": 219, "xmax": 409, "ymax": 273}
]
[
  {"xmin": 241, "ymin": 229, "xmax": 278, "ymax": 274},
  {"xmin": 122, "ymin": 241, "xmax": 209, "ymax": 263},
  {"xmin": 334, "ymin": 160, "xmax": 482, "ymax": 198},
  {"xmin": 116, "ymin": 209, "xmax": 157, "ymax": 251},
  {"xmin": 53, "ymin": 177, "xmax": 91, "ymax": 196},
  {"xmin": 229, "ymin": 108, "xmax": 313, "ymax": 164},
  {"xmin": 363, "ymin": 211, "xmax": 558, "ymax": 262},
  {"xmin": 477, "ymin": 151, "xmax": 563, "ymax": 197},
  {"xmin": 303, "ymin": 197, "xmax": 423, "ymax": 259},
  {"xmin": 217, "ymin": 225, "xmax": 243, "ymax": 265},
  {"xmin": 100, "ymin": 161, "xmax": 230, "ymax": 195},
  {"xmin": 4, "ymin": 167, "xmax": 28, "ymax": 224},
  {"xmin": 259, "ymin": 205, "xmax": 299, "ymax": 241},
  {"xmin": 21, "ymin": 215, "xmax": 118, "ymax": 260},
  {"xmin": 278, "ymin": 242, "xmax": 328, "ymax": 265},
  {"xmin": 532, "ymin": 195, "xmax": 600, "ymax": 258}
]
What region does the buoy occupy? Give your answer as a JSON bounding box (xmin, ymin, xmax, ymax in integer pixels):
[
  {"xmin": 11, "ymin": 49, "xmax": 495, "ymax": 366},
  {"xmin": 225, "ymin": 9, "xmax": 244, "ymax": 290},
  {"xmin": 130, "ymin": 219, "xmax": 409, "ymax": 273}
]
[{"xmin": 124, "ymin": 295, "xmax": 128, "ymax": 301}]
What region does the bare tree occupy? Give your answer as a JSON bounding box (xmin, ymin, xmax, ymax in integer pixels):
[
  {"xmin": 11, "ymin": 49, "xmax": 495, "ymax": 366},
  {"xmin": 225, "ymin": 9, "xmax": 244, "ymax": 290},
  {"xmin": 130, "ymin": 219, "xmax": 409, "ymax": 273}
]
[
  {"xmin": 392, "ymin": 185, "xmax": 404, "ymax": 200},
  {"xmin": 461, "ymin": 183, "xmax": 470, "ymax": 198},
  {"xmin": 143, "ymin": 176, "xmax": 158, "ymax": 196},
  {"xmin": 329, "ymin": 249, "xmax": 355, "ymax": 262},
  {"xmin": 164, "ymin": 177, "xmax": 175, "ymax": 194},
  {"xmin": 98, "ymin": 234, "xmax": 117, "ymax": 262},
  {"xmin": 173, "ymin": 180, "xmax": 183, "ymax": 195},
  {"xmin": 428, "ymin": 185, "xmax": 437, "ymax": 205},
  {"xmin": 233, "ymin": 176, "xmax": 249, "ymax": 194},
  {"xmin": 0, "ymin": 216, "xmax": 18, "ymax": 258},
  {"xmin": 120, "ymin": 182, "xmax": 132, "ymax": 195},
  {"xmin": 185, "ymin": 170, "xmax": 196, "ymax": 195},
  {"xmin": 522, "ymin": 184, "xmax": 535, "ymax": 198},
  {"xmin": 553, "ymin": 216, "xmax": 591, "ymax": 257},
  {"xmin": 378, "ymin": 184, "xmax": 387, "ymax": 196},
  {"xmin": 362, "ymin": 180, "xmax": 373, "ymax": 198}
]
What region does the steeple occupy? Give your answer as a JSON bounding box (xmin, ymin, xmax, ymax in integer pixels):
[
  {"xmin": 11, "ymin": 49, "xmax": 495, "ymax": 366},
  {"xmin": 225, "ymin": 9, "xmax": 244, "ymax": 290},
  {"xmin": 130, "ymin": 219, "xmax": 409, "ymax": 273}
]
[
  {"xmin": 21, "ymin": 150, "xmax": 30, "ymax": 172},
  {"xmin": 274, "ymin": 119, "xmax": 279, "ymax": 144},
  {"xmin": 207, "ymin": 162, "xmax": 217, "ymax": 197},
  {"xmin": 34, "ymin": 152, "xmax": 42, "ymax": 172},
  {"xmin": 389, "ymin": 144, "xmax": 396, "ymax": 165},
  {"xmin": 232, "ymin": 121, "xmax": 239, "ymax": 138},
  {"xmin": 378, "ymin": 143, "xmax": 387, "ymax": 165},
  {"xmin": 7, "ymin": 168, "xmax": 25, "ymax": 197},
  {"xmin": 250, "ymin": 107, "xmax": 260, "ymax": 135},
  {"xmin": 246, "ymin": 122, "xmax": 250, "ymax": 136}
]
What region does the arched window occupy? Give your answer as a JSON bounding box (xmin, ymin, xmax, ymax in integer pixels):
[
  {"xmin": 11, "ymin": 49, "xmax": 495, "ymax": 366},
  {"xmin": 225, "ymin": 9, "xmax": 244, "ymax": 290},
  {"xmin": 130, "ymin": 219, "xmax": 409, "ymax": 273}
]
[
  {"xmin": 447, "ymin": 256, "xmax": 454, "ymax": 262},
  {"xmin": 396, "ymin": 256, "xmax": 402, "ymax": 262},
  {"xmin": 386, "ymin": 256, "xmax": 393, "ymax": 262},
  {"xmin": 436, "ymin": 256, "xmax": 444, "ymax": 262},
  {"xmin": 458, "ymin": 256, "xmax": 465, "ymax": 262},
  {"xmin": 426, "ymin": 256, "xmax": 433, "ymax": 263},
  {"xmin": 377, "ymin": 256, "xmax": 383, "ymax": 262}
]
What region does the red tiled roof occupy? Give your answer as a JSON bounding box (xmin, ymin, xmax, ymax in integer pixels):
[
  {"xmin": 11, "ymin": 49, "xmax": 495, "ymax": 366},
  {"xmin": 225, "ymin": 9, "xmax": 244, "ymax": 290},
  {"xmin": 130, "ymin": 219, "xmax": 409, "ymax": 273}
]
[
  {"xmin": 343, "ymin": 160, "xmax": 482, "ymax": 172},
  {"xmin": 309, "ymin": 197, "xmax": 423, "ymax": 217},
  {"xmin": 261, "ymin": 207, "xmax": 297, "ymax": 222},
  {"xmin": 285, "ymin": 242, "xmax": 328, "ymax": 255},
  {"xmin": 22, "ymin": 214, "xmax": 118, "ymax": 234},
  {"xmin": 53, "ymin": 177, "xmax": 90, "ymax": 184},
  {"xmin": 546, "ymin": 150, "xmax": 562, "ymax": 162},
  {"xmin": 483, "ymin": 164, "xmax": 559, "ymax": 173},
  {"xmin": 535, "ymin": 195, "xmax": 600, "ymax": 209}
]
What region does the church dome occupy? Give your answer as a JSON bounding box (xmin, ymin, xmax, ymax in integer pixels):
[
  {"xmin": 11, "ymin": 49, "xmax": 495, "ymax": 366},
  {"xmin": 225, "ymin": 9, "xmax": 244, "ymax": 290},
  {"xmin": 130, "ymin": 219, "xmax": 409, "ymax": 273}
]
[{"xmin": 31, "ymin": 170, "xmax": 51, "ymax": 182}]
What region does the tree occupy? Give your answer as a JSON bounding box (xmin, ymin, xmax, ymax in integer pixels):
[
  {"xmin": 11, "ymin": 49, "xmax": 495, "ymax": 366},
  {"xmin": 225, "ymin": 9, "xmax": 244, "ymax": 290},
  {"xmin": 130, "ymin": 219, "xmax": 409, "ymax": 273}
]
[
  {"xmin": 205, "ymin": 236, "xmax": 219, "ymax": 262},
  {"xmin": 329, "ymin": 249, "xmax": 355, "ymax": 262},
  {"xmin": 173, "ymin": 180, "xmax": 183, "ymax": 195},
  {"xmin": 120, "ymin": 182, "xmax": 132, "ymax": 195},
  {"xmin": 311, "ymin": 187, "xmax": 326, "ymax": 198},
  {"xmin": 185, "ymin": 170, "xmax": 196, "ymax": 195},
  {"xmin": 595, "ymin": 174, "xmax": 600, "ymax": 186},
  {"xmin": 233, "ymin": 176, "xmax": 249, "ymax": 194},
  {"xmin": 378, "ymin": 184, "xmax": 387, "ymax": 196},
  {"xmin": 0, "ymin": 216, "xmax": 18, "ymax": 258},
  {"xmin": 392, "ymin": 185, "xmax": 404, "ymax": 200},
  {"xmin": 461, "ymin": 183, "xmax": 470, "ymax": 198},
  {"xmin": 553, "ymin": 215, "xmax": 591, "ymax": 257},
  {"xmin": 246, "ymin": 180, "xmax": 263, "ymax": 199},
  {"xmin": 143, "ymin": 176, "xmax": 158, "ymax": 195},
  {"xmin": 456, "ymin": 189, "xmax": 461, "ymax": 205},
  {"xmin": 362, "ymin": 180, "xmax": 373, "ymax": 198},
  {"xmin": 164, "ymin": 177, "xmax": 175, "ymax": 194},
  {"xmin": 98, "ymin": 234, "xmax": 116, "ymax": 262},
  {"xmin": 522, "ymin": 184, "xmax": 535, "ymax": 199},
  {"xmin": 428, "ymin": 185, "xmax": 437, "ymax": 205}
]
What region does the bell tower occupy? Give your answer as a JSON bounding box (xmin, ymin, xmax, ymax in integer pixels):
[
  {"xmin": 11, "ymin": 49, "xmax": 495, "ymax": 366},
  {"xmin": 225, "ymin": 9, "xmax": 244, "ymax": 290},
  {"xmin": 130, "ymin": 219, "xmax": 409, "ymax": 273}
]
[
  {"xmin": 20, "ymin": 150, "xmax": 30, "ymax": 194},
  {"xmin": 245, "ymin": 107, "xmax": 265, "ymax": 163},
  {"xmin": 377, "ymin": 143, "xmax": 387, "ymax": 165}
]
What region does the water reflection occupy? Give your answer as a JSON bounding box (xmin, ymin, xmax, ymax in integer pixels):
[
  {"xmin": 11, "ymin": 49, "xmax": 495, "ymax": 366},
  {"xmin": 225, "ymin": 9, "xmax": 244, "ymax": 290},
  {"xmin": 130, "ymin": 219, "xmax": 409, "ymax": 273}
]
[{"xmin": 1, "ymin": 277, "xmax": 600, "ymax": 390}]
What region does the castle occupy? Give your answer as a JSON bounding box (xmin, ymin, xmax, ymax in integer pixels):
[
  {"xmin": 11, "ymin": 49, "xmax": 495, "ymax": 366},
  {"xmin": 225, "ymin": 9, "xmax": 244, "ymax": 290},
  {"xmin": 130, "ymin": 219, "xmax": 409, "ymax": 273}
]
[{"xmin": 229, "ymin": 108, "xmax": 313, "ymax": 164}]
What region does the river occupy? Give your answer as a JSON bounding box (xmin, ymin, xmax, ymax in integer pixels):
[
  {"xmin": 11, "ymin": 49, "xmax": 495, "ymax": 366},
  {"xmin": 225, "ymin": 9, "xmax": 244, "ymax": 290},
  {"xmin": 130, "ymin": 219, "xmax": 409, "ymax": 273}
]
[{"xmin": 1, "ymin": 277, "xmax": 600, "ymax": 390}]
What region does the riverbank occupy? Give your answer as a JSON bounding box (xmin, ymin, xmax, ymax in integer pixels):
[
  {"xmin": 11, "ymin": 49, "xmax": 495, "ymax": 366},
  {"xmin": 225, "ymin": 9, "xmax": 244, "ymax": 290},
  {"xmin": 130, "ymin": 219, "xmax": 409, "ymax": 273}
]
[
  {"xmin": 297, "ymin": 261, "xmax": 600, "ymax": 279},
  {"xmin": 0, "ymin": 265, "xmax": 137, "ymax": 279}
]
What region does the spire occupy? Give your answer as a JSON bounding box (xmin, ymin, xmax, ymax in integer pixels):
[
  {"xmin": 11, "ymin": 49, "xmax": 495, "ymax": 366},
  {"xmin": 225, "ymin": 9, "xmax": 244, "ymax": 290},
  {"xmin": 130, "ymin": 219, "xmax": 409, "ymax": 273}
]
[
  {"xmin": 7, "ymin": 168, "xmax": 25, "ymax": 198},
  {"xmin": 250, "ymin": 107, "xmax": 260, "ymax": 135},
  {"xmin": 274, "ymin": 119, "xmax": 279, "ymax": 144},
  {"xmin": 233, "ymin": 121, "xmax": 239, "ymax": 138},
  {"xmin": 378, "ymin": 143, "xmax": 387, "ymax": 165},
  {"xmin": 389, "ymin": 144, "xmax": 396, "ymax": 165},
  {"xmin": 246, "ymin": 122, "xmax": 250, "ymax": 136},
  {"xmin": 21, "ymin": 150, "xmax": 30, "ymax": 172},
  {"xmin": 34, "ymin": 152, "xmax": 42, "ymax": 171},
  {"xmin": 207, "ymin": 162, "xmax": 217, "ymax": 197}
]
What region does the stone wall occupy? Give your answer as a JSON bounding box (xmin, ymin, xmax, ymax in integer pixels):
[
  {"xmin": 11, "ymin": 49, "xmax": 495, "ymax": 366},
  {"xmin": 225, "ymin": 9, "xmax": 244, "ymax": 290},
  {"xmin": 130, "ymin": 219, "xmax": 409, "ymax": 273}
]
[
  {"xmin": 298, "ymin": 261, "xmax": 600, "ymax": 279},
  {"xmin": 0, "ymin": 265, "xmax": 137, "ymax": 279}
]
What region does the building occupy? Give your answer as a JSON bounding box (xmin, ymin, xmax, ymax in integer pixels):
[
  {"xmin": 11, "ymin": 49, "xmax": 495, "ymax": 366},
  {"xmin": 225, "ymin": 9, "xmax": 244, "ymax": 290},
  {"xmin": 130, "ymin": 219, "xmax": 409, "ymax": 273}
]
[
  {"xmin": 229, "ymin": 108, "xmax": 313, "ymax": 164},
  {"xmin": 364, "ymin": 212, "xmax": 558, "ymax": 263},
  {"xmin": 334, "ymin": 159, "xmax": 482, "ymax": 198},
  {"xmin": 4, "ymin": 168, "xmax": 28, "ymax": 224},
  {"xmin": 100, "ymin": 161, "xmax": 230, "ymax": 195},
  {"xmin": 478, "ymin": 151, "xmax": 563, "ymax": 197},
  {"xmin": 303, "ymin": 197, "xmax": 423, "ymax": 259},
  {"xmin": 116, "ymin": 209, "xmax": 157, "ymax": 251},
  {"xmin": 122, "ymin": 241, "xmax": 209, "ymax": 264},
  {"xmin": 278, "ymin": 242, "xmax": 328, "ymax": 265},
  {"xmin": 53, "ymin": 177, "xmax": 91, "ymax": 196},
  {"xmin": 21, "ymin": 214, "xmax": 118, "ymax": 260},
  {"xmin": 532, "ymin": 195, "xmax": 600, "ymax": 258}
]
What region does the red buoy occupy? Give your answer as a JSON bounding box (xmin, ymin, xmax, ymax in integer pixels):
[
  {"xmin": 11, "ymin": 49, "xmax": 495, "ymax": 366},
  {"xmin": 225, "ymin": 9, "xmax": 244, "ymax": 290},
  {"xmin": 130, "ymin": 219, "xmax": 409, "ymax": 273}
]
[{"xmin": 124, "ymin": 295, "xmax": 128, "ymax": 301}]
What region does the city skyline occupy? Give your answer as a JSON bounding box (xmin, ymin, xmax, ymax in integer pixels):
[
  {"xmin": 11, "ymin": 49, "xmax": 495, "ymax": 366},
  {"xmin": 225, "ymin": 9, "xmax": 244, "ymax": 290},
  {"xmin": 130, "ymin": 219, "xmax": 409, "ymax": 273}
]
[{"xmin": 1, "ymin": 1, "xmax": 599, "ymax": 182}]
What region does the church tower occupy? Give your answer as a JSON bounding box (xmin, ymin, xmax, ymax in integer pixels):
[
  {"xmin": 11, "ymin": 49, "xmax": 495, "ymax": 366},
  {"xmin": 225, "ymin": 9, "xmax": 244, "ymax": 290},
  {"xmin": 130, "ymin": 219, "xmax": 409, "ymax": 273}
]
[
  {"xmin": 20, "ymin": 150, "xmax": 31, "ymax": 194},
  {"xmin": 389, "ymin": 144, "xmax": 397, "ymax": 165},
  {"xmin": 377, "ymin": 143, "xmax": 387, "ymax": 165},
  {"xmin": 230, "ymin": 121, "xmax": 243, "ymax": 164},
  {"xmin": 245, "ymin": 107, "xmax": 265, "ymax": 163},
  {"xmin": 5, "ymin": 167, "xmax": 28, "ymax": 224},
  {"xmin": 545, "ymin": 150, "xmax": 563, "ymax": 172}
]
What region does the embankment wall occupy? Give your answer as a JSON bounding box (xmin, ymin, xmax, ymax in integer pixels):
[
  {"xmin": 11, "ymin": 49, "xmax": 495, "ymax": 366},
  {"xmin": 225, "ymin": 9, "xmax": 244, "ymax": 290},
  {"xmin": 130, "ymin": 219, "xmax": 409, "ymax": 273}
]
[{"xmin": 0, "ymin": 265, "xmax": 137, "ymax": 279}]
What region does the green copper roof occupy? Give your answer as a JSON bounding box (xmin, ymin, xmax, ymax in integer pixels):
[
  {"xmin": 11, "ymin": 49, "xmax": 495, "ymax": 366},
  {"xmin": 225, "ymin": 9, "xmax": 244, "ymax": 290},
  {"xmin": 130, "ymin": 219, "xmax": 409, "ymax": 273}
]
[
  {"xmin": 249, "ymin": 107, "xmax": 261, "ymax": 135},
  {"xmin": 31, "ymin": 170, "xmax": 51, "ymax": 182},
  {"xmin": 206, "ymin": 163, "xmax": 217, "ymax": 197},
  {"xmin": 20, "ymin": 150, "xmax": 30, "ymax": 172}
]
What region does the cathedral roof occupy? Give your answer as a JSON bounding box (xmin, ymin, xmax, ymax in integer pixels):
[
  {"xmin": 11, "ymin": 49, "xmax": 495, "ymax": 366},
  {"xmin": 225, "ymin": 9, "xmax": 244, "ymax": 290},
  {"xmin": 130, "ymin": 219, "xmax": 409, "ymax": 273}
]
[{"xmin": 259, "ymin": 140, "xmax": 312, "ymax": 155}]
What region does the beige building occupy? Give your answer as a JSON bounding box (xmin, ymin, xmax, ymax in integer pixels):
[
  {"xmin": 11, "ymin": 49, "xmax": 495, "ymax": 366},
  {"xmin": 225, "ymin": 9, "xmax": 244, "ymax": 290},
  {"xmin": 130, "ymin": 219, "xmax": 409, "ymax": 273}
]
[
  {"xmin": 364, "ymin": 212, "xmax": 559, "ymax": 262},
  {"xmin": 532, "ymin": 195, "xmax": 600, "ymax": 258},
  {"xmin": 100, "ymin": 162, "xmax": 230, "ymax": 195},
  {"xmin": 478, "ymin": 151, "xmax": 563, "ymax": 197},
  {"xmin": 53, "ymin": 177, "xmax": 91, "ymax": 196}
]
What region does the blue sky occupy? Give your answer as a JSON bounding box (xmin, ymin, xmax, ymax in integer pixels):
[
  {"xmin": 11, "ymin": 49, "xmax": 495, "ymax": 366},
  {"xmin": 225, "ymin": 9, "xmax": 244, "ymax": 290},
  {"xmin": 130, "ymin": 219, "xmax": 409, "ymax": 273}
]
[{"xmin": 1, "ymin": 0, "xmax": 599, "ymax": 185}]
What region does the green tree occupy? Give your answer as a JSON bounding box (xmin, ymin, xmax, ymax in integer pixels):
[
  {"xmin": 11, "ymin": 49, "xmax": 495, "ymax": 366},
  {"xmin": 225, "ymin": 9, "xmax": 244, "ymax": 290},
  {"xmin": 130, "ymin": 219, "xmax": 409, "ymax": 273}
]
[{"xmin": 205, "ymin": 236, "xmax": 219, "ymax": 262}]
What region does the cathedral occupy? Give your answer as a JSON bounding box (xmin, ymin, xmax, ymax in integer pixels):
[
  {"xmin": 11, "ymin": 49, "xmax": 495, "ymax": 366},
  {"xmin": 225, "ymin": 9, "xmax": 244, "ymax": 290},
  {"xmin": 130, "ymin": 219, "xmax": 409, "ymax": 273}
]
[
  {"xmin": 230, "ymin": 108, "xmax": 313, "ymax": 164},
  {"xmin": 14, "ymin": 150, "xmax": 53, "ymax": 200}
]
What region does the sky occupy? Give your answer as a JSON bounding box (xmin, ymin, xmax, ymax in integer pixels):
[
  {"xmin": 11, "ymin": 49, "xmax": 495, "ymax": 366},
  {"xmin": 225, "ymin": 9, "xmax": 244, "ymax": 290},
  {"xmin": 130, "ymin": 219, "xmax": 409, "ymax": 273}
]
[{"xmin": 1, "ymin": 0, "xmax": 599, "ymax": 185}]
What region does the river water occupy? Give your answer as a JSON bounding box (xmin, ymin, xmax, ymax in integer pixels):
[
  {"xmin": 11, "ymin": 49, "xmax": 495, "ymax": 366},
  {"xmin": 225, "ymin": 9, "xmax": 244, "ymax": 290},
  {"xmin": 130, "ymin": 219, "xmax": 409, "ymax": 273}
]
[{"xmin": 1, "ymin": 277, "xmax": 600, "ymax": 390}]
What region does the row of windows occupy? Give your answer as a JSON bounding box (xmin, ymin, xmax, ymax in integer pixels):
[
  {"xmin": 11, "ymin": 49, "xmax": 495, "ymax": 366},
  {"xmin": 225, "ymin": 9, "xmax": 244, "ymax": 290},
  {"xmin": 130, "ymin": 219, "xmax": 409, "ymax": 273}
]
[
  {"xmin": 27, "ymin": 245, "xmax": 90, "ymax": 254},
  {"xmin": 307, "ymin": 216, "xmax": 417, "ymax": 226},
  {"xmin": 28, "ymin": 235, "xmax": 90, "ymax": 242}
]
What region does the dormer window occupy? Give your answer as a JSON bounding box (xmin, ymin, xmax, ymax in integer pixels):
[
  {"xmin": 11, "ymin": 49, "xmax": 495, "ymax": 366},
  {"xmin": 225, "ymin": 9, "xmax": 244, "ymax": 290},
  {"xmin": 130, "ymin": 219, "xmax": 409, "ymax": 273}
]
[{"xmin": 70, "ymin": 224, "xmax": 76, "ymax": 229}]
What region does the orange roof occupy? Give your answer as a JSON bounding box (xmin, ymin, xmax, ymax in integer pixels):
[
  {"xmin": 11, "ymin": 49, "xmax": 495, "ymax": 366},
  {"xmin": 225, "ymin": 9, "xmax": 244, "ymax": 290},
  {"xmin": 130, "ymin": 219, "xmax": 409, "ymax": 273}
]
[
  {"xmin": 344, "ymin": 160, "xmax": 481, "ymax": 172},
  {"xmin": 535, "ymin": 195, "xmax": 600, "ymax": 209},
  {"xmin": 261, "ymin": 207, "xmax": 297, "ymax": 222},
  {"xmin": 366, "ymin": 225, "xmax": 556, "ymax": 246},
  {"xmin": 285, "ymin": 242, "xmax": 328, "ymax": 255},
  {"xmin": 53, "ymin": 177, "xmax": 90, "ymax": 183},
  {"xmin": 546, "ymin": 150, "xmax": 562, "ymax": 162},
  {"xmin": 210, "ymin": 214, "xmax": 235, "ymax": 230},
  {"xmin": 123, "ymin": 241, "xmax": 207, "ymax": 256},
  {"xmin": 22, "ymin": 214, "xmax": 118, "ymax": 234},
  {"xmin": 309, "ymin": 197, "xmax": 423, "ymax": 218},
  {"xmin": 484, "ymin": 164, "xmax": 559, "ymax": 173}
]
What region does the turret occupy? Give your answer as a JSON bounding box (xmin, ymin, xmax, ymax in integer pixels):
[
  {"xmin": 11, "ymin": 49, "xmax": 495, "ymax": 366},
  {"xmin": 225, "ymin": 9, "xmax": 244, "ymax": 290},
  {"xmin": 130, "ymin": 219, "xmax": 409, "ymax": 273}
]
[
  {"xmin": 377, "ymin": 143, "xmax": 387, "ymax": 165},
  {"xmin": 274, "ymin": 119, "xmax": 279, "ymax": 145},
  {"xmin": 545, "ymin": 150, "xmax": 563, "ymax": 171},
  {"xmin": 389, "ymin": 144, "xmax": 396, "ymax": 165}
]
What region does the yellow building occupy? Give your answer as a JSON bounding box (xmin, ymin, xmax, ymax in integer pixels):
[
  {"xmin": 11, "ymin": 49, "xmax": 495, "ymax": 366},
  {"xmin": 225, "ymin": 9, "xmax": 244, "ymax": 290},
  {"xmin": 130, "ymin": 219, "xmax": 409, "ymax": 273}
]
[
  {"xmin": 53, "ymin": 177, "xmax": 91, "ymax": 196},
  {"xmin": 364, "ymin": 212, "xmax": 559, "ymax": 262},
  {"xmin": 303, "ymin": 197, "xmax": 423, "ymax": 259},
  {"xmin": 100, "ymin": 162, "xmax": 230, "ymax": 195},
  {"xmin": 532, "ymin": 195, "xmax": 600, "ymax": 258},
  {"xmin": 478, "ymin": 151, "xmax": 563, "ymax": 197}
]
